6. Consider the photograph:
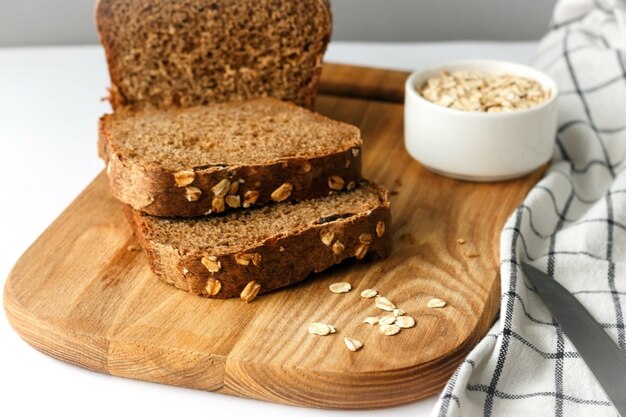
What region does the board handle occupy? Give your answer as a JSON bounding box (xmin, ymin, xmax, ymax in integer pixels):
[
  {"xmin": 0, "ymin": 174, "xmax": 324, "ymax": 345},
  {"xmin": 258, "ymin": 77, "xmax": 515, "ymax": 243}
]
[{"xmin": 318, "ymin": 63, "xmax": 411, "ymax": 104}]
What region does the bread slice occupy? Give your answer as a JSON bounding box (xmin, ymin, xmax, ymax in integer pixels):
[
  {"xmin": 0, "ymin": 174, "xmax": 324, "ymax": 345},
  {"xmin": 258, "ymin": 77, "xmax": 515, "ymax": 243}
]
[
  {"xmin": 95, "ymin": 0, "xmax": 332, "ymax": 110},
  {"xmin": 128, "ymin": 182, "xmax": 391, "ymax": 300},
  {"xmin": 99, "ymin": 98, "xmax": 362, "ymax": 217}
]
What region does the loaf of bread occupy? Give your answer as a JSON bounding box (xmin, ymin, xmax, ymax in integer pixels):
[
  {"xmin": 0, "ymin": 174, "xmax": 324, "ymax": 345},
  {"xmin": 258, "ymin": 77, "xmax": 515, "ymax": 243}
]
[
  {"xmin": 95, "ymin": 0, "xmax": 332, "ymax": 110},
  {"xmin": 99, "ymin": 98, "xmax": 362, "ymax": 217},
  {"xmin": 128, "ymin": 181, "xmax": 391, "ymax": 300}
]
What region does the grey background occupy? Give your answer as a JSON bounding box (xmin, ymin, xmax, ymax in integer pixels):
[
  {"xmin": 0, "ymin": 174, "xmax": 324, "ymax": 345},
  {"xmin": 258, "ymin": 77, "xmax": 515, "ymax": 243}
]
[{"xmin": 0, "ymin": 0, "xmax": 557, "ymax": 47}]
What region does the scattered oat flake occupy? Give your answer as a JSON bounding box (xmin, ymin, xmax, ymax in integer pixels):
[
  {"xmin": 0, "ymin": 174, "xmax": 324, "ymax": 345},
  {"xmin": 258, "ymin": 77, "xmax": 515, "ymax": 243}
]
[
  {"xmin": 393, "ymin": 308, "xmax": 405, "ymax": 317},
  {"xmin": 464, "ymin": 252, "xmax": 480, "ymax": 258},
  {"xmin": 395, "ymin": 316, "xmax": 416, "ymax": 329},
  {"xmin": 363, "ymin": 316, "xmax": 379, "ymax": 325},
  {"xmin": 329, "ymin": 282, "xmax": 352, "ymax": 294},
  {"xmin": 379, "ymin": 316, "xmax": 396, "ymax": 326},
  {"xmin": 380, "ymin": 324, "xmax": 401, "ymax": 336},
  {"xmin": 328, "ymin": 324, "xmax": 337, "ymax": 334},
  {"xmin": 360, "ymin": 288, "xmax": 378, "ymax": 298},
  {"xmin": 457, "ymin": 238, "xmax": 466, "ymax": 245},
  {"xmin": 126, "ymin": 244, "xmax": 140, "ymax": 252},
  {"xmin": 427, "ymin": 298, "xmax": 447, "ymax": 308},
  {"xmin": 344, "ymin": 337, "xmax": 363, "ymax": 352},
  {"xmin": 308, "ymin": 323, "xmax": 335, "ymax": 336},
  {"xmin": 375, "ymin": 296, "xmax": 396, "ymax": 312}
]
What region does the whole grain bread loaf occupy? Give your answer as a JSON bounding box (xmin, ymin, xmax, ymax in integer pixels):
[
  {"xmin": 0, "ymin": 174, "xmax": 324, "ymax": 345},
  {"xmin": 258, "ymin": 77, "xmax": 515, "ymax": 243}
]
[
  {"xmin": 128, "ymin": 182, "xmax": 391, "ymax": 300},
  {"xmin": 95, "ymin": 0, "xmax": 332, "ymax": 110},
  {"xmin": 99, "ymin": 98, "xmax": 362, "ymax": 217}
]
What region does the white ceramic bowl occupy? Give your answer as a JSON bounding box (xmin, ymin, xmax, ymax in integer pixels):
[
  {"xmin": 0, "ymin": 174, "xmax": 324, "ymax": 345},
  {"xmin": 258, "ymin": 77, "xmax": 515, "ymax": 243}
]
[{"xmin": 404, "ymin": 60, "xmax": 558, "ymax": 181}]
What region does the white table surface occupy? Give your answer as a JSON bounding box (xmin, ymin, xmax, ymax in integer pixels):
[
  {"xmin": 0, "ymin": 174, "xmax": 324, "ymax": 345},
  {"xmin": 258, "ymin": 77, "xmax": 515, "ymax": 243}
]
[{"xmin": 0, "ymin": 41, "xmax": 537, "ymax": 417}]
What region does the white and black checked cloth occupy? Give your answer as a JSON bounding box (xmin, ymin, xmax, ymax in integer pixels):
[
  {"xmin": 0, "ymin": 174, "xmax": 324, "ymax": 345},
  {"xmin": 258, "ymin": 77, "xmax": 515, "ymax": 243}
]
[{"xmin": 432, "ymin": 0, "xmax": 626, "ymax": 415}]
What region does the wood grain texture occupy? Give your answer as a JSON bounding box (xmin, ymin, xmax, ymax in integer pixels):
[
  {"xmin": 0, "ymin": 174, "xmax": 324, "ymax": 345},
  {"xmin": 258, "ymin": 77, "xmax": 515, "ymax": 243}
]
[
  {"xmin": 3, "ymin": 65, "xmax": 544, "ymax": 409},
  {"xmin": 319, "ymin": 63, "xmax": 409, "ymax": 103}
]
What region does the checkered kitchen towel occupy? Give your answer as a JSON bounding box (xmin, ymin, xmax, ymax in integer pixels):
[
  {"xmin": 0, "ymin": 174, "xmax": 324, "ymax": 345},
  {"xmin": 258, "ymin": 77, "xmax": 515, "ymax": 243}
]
[{"xmin": 432, "ymin": 0, "xmax": 626, "ymax": 416}]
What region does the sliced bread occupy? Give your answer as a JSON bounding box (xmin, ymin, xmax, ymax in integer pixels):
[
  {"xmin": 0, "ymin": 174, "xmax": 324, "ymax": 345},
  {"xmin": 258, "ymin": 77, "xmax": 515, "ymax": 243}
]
[
  {"xmin": 99, "ymin": 98, "xmax": 362, "ymax": 217},
  {"xmin": 95, "ymin": 0, "xmax": 332, "ymax": 110},
  {"xmin": 127, "ymin": 182, "xmax": 391, "ymax": 300}
]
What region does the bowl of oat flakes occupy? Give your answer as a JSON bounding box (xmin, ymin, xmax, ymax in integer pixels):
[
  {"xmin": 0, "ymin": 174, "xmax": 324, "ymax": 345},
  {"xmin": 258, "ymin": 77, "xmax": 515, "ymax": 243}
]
[{"xmin": 404, "ymin": 60, "xmax": 558, "ymax": 181}]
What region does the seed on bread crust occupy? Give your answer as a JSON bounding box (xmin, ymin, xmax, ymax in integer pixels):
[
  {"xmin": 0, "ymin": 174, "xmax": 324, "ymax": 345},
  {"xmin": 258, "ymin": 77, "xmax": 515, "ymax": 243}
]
[
  {"xmin": 243, "ymin": 190, "xmax": 260, "ymax": 208},
  {"xmin": 212, "ymin": 196, "xmax": 226, "ymax": 213},
  {"xmin": 319, "ymin": 229, "xmax": 335, "ymax": 246},
  {"xmin": 201, "ymin": 255, "xmax": 221, "ymax": 273},
  {"xmin": 235, "ymin": 254, "xmax": 251, "ymax": 266},
  {"xmin": 173, "ymin": 170, "xmax": 195, "ymax": 187},
  {"xmin": 328, "ymin": 176, "xmax": 345, "ymax": 191},
  {"xmin": 376, "ymin": 221, "xmax": 386, "ymax": 238},
  {"xmin": 205, "ymin": 278, "xmax": 222, "ymax": 296},
  {"xmin": 235, "ymin": 253, "xmax": 261, "ymax": 266},
  {"xmin": 228, "ymin": 181, "xmax": 239, "ymax": 195},
  {"xmin": 332, "ymin": 241, "xmax": 345, "ymax": 255},
  {"xmin": 359, "ymin": 233, "xmax": 373, "ymax": 244},
  {"xmin": 185, "ymin": 187, "xmax": 202, "ymax": 202},
  {"xmin": 355, "ymin": 243, "xmax": 369, "ymax": 260},
  {"xmin": 344, "ymin": 159, "xmax": 351, "ymax": 168},
  {"xmin": 225, "ymin": 195, "xmax": 241, "ymax": 208},
  {"xmin": 271, "ymin": 183, "xmax": 293, "ymax": 202},
  {"xmin": 212, "ymin": 179, "xmax": 231, "ymax": 198},
  {"xmin": 352, "ymin": 148, "xmax": 360, "ymax": 157},
  {"xmin": 241, "ymin": 280, "xmax": 261, "ymax": 302},
  {"xmin": 346, "ymin": 181, "xmax": 356, "ymax": 191},
  {"xmin": 138, "ymin": 194, "xmax": 155, "ymax": 208}
]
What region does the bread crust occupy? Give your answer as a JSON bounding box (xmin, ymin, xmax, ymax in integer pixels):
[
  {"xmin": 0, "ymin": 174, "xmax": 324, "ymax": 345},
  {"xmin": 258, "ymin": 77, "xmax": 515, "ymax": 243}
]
[
  {"xmin": 95, "ymin": 0, "xmax": 332, "ymax": 110},
  {"xmin": 127, "ymin": 184, "xmax": 391, "ymax": 299}
]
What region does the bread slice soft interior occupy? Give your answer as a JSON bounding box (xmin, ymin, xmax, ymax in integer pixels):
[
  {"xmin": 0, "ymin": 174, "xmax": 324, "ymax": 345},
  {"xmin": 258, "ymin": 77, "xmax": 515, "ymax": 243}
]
[
  {"xmin": 101, "ymin": 98, "xmax": 360, "ymax": 172},
  {"xmin": 96, "ymin": 0, "xmax": 332, "ymax": 110}
]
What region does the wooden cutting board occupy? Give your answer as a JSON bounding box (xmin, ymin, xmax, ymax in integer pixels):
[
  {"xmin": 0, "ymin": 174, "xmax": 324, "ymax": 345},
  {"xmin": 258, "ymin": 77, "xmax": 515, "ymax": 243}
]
[{"xmin": 4, "ymin": 64, "xmax": 544, "ymax": 409}]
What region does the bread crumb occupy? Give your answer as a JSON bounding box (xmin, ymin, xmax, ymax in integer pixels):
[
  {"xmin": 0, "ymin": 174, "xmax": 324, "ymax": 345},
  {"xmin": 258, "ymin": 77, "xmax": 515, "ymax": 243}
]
[{"xmin": 457, "ymin": 238, "xmax": 465, "ymax": 245}]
